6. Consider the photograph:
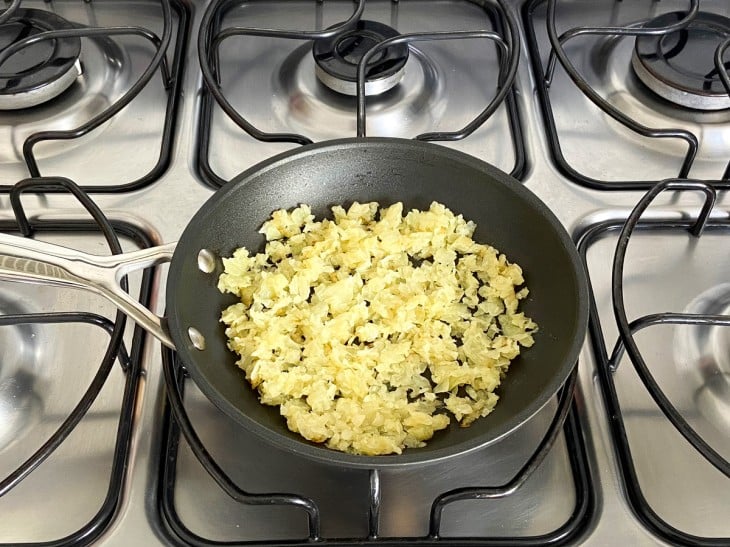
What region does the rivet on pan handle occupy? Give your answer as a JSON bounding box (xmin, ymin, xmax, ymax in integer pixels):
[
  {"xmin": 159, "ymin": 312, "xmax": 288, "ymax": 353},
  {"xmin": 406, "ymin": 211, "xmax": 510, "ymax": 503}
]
[{"xmin": 0, "ymin": 232, "xmax": 177, "ymax": 349}]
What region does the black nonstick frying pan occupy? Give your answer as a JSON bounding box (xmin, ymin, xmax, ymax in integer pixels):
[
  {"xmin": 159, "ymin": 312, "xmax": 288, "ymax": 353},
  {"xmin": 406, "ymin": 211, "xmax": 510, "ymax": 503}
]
[{"xmin": 0, "ymin": 138, "xmax": 589, "ymax": 468}]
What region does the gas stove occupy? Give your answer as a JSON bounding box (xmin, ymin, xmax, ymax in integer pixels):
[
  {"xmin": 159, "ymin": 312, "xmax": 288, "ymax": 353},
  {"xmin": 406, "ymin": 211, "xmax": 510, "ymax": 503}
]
[{"xmin": 0, "ymin": 0, "xmax": 728, "ymax": 545}]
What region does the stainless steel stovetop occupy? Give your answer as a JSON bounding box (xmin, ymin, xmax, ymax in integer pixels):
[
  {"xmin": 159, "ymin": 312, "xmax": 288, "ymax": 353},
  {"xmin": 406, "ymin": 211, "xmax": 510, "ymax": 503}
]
[{"xmin": 0, "ymin": 0, "xmax": 728, "ymax": 545}]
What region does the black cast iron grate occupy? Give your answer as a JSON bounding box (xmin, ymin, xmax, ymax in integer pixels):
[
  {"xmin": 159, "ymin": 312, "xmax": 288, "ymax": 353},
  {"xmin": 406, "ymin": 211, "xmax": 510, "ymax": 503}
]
[
  {"xmin": 0, "ymin": 176, "xmax": 155, "ymax": 546},
  {"xmin": 577, "ymin": 180, "xmax": 730, "ymax": 545},
  {"xmin": 523, "ymin": 0, "xmax": 730, "ymax": 191},
  {"xmin": 156, "ymin": 350, "xmax": 594, "ymax": 545},
  {"xmin": 196, "ymin": 0, "xmax": 526, "ymax": 188},
  {"xmin": 0, "ymin": 0, "xmax": 189, "ymax": 193}
]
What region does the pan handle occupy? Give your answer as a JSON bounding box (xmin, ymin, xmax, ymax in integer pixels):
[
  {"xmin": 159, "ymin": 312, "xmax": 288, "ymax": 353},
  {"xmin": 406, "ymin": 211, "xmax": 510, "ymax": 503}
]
[{"xmin": 0, "ymin": 233, "xmax": 177, "ymax": 349}]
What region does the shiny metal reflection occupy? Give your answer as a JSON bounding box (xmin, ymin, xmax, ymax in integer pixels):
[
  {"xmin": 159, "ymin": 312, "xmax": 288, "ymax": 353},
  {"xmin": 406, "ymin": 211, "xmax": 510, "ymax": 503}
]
[
  {"xmin": 0, "ymin": 292, "xmax": 42, "ymax": 451},
  {"xmin": 197, "ymin": 248, "xmax": 216, "ymax": 274},
  {"xmin": 187, "ymin": 327, "xmax": 206, "ymax": 351},
  {"xmin": 631, "ymin": 51, "xmax": 730, "ymax": 111},
  {"xmin": 0, "ymin": 60, "xmax": 83, "ymax": 111},
  {"xmin": 314, "ymin": 63, "xmax": 405, "ymax": 97},
  {"xmin": 675, "ymin": 283, "xmax": 730, "ymax": 437}
]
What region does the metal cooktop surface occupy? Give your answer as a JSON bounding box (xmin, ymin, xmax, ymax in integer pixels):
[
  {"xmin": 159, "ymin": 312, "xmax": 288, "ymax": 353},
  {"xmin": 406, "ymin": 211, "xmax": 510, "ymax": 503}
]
[{"xmin": 0, "ymin": 0, "xmax": 728, "ymax": 545}]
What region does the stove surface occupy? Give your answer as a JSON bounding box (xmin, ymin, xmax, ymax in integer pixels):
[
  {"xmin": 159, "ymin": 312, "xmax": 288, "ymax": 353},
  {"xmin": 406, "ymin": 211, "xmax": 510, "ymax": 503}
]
[
  {"xmin": 0, "ymin": 0, "xmax": 728, "ymax": 545},
  {"xmin": 0, "ymin": 0, "xmax": 188, "ymax": 190}
]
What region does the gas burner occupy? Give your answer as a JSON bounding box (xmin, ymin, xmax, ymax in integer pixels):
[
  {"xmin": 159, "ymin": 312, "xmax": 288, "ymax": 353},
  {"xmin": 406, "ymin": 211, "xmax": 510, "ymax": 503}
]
[
  {"xmin": 313, "ymin": 20, "xmax": 408, "ymax": 96},
  {"xmin": 0, "ymin": 8, "xmax": 82, "ymax": 110},
  {"xmin": 632, "ymin": 11, "xmax": 730, "ymax": 111}
]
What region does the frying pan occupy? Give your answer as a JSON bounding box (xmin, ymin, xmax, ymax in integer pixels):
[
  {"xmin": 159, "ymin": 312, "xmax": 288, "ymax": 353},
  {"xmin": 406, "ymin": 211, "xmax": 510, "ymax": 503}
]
[{"xmin": 0, "ymin": 138, "xmax": 589, "ymax": 468}]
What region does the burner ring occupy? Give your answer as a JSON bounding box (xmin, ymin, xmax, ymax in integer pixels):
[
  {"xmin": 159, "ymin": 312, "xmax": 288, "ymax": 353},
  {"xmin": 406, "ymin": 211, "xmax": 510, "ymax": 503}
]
[
  {"xmin": 313, "ymin": 20, "xmax": 409, "ymax": 96},
  {"xmin": 632, "ymin": 11, "xmax": 730, "ymax": 111},
  {"xmin": 0, "ymin": 8, "xmax": 82, "ymax": 109}
]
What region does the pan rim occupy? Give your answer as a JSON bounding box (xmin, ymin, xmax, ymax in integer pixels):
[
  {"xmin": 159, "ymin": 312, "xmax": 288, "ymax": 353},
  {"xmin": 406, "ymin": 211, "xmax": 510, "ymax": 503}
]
[{"xmin": 167, "ymin": 137, "xmax": 589, "ymax": 469}]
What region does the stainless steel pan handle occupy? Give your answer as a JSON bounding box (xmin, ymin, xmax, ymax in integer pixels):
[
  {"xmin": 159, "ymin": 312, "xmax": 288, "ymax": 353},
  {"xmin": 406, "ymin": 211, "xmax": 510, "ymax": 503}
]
[{"xmin": 0, "ymin": 233, "xmax": 177, "ymax": 348}]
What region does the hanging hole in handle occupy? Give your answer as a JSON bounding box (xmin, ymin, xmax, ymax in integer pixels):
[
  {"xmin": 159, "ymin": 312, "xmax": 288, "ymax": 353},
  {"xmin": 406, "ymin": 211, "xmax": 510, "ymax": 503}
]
[
  {"xmin": 197, "ymin": 249, "xmax": 217, "ymax": 274},
  {"xmin": 188, "ymin": 327, "xmax": 206, "ymax": 350}
]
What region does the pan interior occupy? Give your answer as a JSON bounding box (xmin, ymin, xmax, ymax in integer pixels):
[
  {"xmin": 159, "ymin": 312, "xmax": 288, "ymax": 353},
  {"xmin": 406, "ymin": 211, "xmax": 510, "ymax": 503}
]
[{"xmin": 167, "ymin": 138, "xmax": 587, "ymax": 467}]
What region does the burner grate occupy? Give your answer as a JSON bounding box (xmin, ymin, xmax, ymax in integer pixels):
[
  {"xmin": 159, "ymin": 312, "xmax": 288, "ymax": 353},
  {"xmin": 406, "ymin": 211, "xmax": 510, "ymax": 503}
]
[
  {"xmin": 609, "ymin": 180, "xmax": 729, "ymax": 479},
  {"xmin": 0, "ymin": 0, "xmax": 189, "ymax": 192},
  {"xmin": 524, "ymin": 0, "xmax": 730, "ymax": 190},
  {"xmin": 156, "ymin": 347, "xmax": 594, "ymax": 545},
  {"xmin": 196, "ymin": 0, "xmax": 526, "ymax": 188},
  {"xmin": 0, "ymin": 177, "xmax": 155, "ymax": 545},
  {"xmin": 578, "ymin": 181, "xmax": 730, "ymax": 544}
]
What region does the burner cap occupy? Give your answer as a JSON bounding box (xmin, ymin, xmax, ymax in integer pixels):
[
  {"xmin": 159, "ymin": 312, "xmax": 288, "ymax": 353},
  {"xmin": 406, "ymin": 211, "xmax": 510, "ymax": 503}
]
[
  {"xmin": 313, "ymin": 20, "xmax": 409, "ymax": 96},
  {"xmin": 0, "ymin": 8, "xmax": 82, "ymax": 110},
  {"xmin": 632, "ymin": 11, "xmax": 730, "ymax": 111}
]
